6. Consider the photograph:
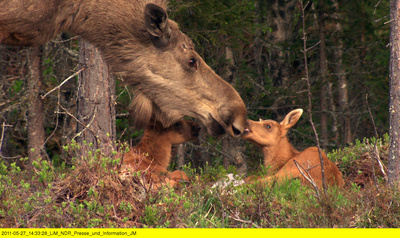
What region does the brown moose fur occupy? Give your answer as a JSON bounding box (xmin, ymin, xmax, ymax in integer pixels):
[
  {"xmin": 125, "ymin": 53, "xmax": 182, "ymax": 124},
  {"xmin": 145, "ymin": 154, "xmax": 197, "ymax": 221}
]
[
  {"xmin": 0, "ymin": 0, "xmax": 247, "ymax": 137},
  {"xmin": 120, "ymin": 120, "xmax": 200, "ymax": 189},
  {"xmin": 242, "ymin": 109, "xmax": 344, "ymax": 189}
]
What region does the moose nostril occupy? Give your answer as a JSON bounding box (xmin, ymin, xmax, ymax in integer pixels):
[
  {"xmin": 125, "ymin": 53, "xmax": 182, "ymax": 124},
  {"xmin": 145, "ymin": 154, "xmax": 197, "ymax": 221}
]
[
  {"xmin": 194, "ymin": 126, "xmax": 201, "ymax": 132},
  {"xmin": 230, "ymin": 112, "xmax": 246, "ymax": 137},
  {"xmin": 232, "ymin": 125, "xmax": 242, "ymax": 137}
]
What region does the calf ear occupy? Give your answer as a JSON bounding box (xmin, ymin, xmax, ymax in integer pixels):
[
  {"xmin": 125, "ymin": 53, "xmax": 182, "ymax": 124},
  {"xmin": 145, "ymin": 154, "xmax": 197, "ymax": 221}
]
[
  {"xmin": 129, "ymin": 92, "xmax": 153, "ymax": 130},
  {"xmin": 144, "ymin": 3, "xmax": 171, "ymax": 46},
  {"xmin": 280, "ymin": 109, "xmax": 303, "ymax": 131}
]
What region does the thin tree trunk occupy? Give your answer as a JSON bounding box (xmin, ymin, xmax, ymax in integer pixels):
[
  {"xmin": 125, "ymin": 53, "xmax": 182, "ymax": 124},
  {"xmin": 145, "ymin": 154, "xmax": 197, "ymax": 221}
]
[
  {"xmin": 27, "ymin": 46, "xmax": 45, "ymax": 164},
  {"xmin": 176, "ymin": 144, "xmax": 185, "ymax": 169},
  {"xmin": 253, "ymin": 0, "xmax": 264, "ymax": 91},
  {"xmin": 318, "ymin": 7, "xmax": 329, "ymax": 149},
  {"xmin": 266, "ymin": 0, "xmax": 296, "ymax": 87},
  {"xmin": 76, "ymin": 39, "xmax": 116, "ymax": 158},
  {"xmin": 220, "ymin": 47, "xmax": 247, "ymax": 175},
  {"xmin": 388, "ymin": 0, "xmax": 400, "ymax": 187},
  {"xmin": 327, "ymin": 82, "xmax": 339, "ymax": 142},
  {"xmin": 333, "ymin": 0, "xmax": 351, "ymax": 145}
]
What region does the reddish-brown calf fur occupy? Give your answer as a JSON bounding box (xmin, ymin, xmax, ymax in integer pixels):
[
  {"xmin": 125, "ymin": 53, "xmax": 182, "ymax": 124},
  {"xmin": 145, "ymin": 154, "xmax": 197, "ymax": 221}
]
[
  {"xmin": 0, "ymin": 0, "xmax": 247, "ymax": 137},
  {"xmin": 242, "ymin": 109, "xmax": 344, "ymax": 189},
  {"xmin": 120, "ymin": 120, "xmax": 200, "ymax": 189}
]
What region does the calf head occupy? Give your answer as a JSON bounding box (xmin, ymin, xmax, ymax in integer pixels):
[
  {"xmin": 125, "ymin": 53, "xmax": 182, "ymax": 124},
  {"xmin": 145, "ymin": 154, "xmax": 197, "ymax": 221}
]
[
  {"xmin": 168, "ymin": 120, "xmax": 201, "ymax": 145},
  {"xmin": 242, "ymin": 109, "xmax": 303, "ymax": 147},
  {"xmin": 148, "ymin": 120, "xmax": 201, "ymax": 145}
]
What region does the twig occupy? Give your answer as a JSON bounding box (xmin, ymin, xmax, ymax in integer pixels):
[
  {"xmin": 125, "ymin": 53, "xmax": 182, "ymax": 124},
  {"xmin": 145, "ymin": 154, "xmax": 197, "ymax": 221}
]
[
  {"xmin": 293, "ymin": 159, "xmax": 321, "ymax": 201},
  {"xmin": 41, "ymin": 87, "xmax": 61, "ymax": 148},
  {"xmin": 300, "ymin": 0, "xmax": 328, "ymax": 194},
  {"xmin": 52, "ymin": 36, "xmax": 80, "ymax": 43},
  {"xmin": 41, "ymin": 68, "xmax": 85, "ymax": 99},
  {"xmin": 384, "ymin": 19, "xmax": 395, "ymax": 25},
  {"xmin": 229, "ymin": 214, "xmax": 260, "ymax": 228},
  {"xmin": 58, "ymin": 103, "xmax": 86, "ymax": 130},
  {"xmin": 0, "ymin": 122, "xmax": 10, "ymax": 153},
  {"xmin": 218, "ymin": 194, "xmax": 261, "ymax": 228},
  {"xmin": 301, "ymin": 40, "xmax": 321, "ymax": 52},
  {"xmin": 374, "ymin": 15, "xmax": 390, "ymax": 23},
  {"xmin": 57, "ymin": 103, "xmax": 99, "ymax": 144},
  {"xmin": 0, "ymin": 122, "xmax": 21, "ymax": 159},
  {"xmin": 243, "ymin": 73, "xmax": 270, "ymax": 95},
  {"xmin": 366, "ymin": 94, "xmax": 388, "ymax": 183},
  {"xmin": 374, "ymin": 0, "xmax": 382, "ymax": 14},
  {"xmin": 72, "ymin": 106, "xmax": 99, "ymax": 143}
]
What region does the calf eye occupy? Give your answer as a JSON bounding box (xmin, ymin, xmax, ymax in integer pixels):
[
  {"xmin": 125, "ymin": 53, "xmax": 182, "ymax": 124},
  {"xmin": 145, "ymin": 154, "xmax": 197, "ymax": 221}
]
[
  {"xmin": 188, "ymin": 58, "xmax": 197, "ymax": 70},
  {"xmin": 265, "ymin": 124, "xmax": 271, "ymax": 129}
]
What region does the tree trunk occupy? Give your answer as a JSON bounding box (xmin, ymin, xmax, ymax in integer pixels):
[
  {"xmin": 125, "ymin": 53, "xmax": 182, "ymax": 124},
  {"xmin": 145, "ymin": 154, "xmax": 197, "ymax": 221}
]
[
  {"xmin": 318, "ymin": 8, "xmax": 329, "ymax": 149},
  {"xmin": 327, "ymin": 82, "xmax": 339, "ymax": 143},
  {"xmin": 333, "ymin": 0, "xmax": 352, "ymax": 145},
  {"xmin": 388, "ymin": 0, "xmax": 400, "ymax": 187},
  {"xmin": 76, "ymin": 39, "xmax": 116, "ymax": 158},
  {"xmin": 221, "ymin": 46, "xmax": 247, "ymax": 175},
  {"xmin": 253, "ymin": 0, "xmax": 264, "ymax": 91},
  {"xmin": 176, "ymin": 144, "xmax": 185, "ymax": 169},
  {"xmin": 266, "ymin": 0, "xmax": 296, "ymax": 87},
  {"xmin": 27, "ymin": 46, "xmax": 45, "ymax": 164}
]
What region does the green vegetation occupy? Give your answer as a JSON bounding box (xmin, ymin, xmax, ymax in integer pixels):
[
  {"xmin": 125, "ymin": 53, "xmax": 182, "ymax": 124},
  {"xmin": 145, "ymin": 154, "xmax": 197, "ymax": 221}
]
[{"xmin": 1, "ymin": 135, "xmax": 399, "ymax": 228}]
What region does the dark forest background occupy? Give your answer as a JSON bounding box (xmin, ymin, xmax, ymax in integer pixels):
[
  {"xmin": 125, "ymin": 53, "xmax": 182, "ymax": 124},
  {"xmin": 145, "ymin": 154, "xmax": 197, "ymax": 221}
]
[{"xmin": 0, "ymin": 0, "xmax": 390, "ymax": 174}]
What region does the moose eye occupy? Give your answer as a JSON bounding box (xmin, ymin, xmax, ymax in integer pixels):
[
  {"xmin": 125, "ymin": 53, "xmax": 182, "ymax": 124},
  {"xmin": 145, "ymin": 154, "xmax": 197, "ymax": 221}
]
[{"xmin": 188, "ymin": 58, "xmax": 197, "ymax": 70}]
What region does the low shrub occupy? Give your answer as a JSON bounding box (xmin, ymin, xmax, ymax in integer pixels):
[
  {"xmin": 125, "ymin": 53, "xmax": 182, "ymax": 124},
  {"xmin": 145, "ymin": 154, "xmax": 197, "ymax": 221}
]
[{"xmin": 1, "ymin": 134, "xmax": 399, "ymax": 228}]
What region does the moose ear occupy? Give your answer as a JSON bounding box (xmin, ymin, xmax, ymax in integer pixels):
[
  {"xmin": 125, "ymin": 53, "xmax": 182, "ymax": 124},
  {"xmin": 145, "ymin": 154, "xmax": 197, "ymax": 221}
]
[
  {"xmin": 144, "ymin": 3, "xmax": 171, "ymax": 45},
  {"xmin": 129, "ymin": 92, "xmax": 153, "ymax": 130}
]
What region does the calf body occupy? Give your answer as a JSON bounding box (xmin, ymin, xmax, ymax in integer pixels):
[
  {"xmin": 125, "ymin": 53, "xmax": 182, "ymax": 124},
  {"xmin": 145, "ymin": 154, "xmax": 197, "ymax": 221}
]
[
  {"xmin": 242, "ymin": 109, "xmax": 344, "ymax": 188},
  {"xmin": 0, "ymin": 0, "xmax": 246, "ymax": 137},
  {"xmin": 120, "ymin": 120, "xmax": 200, "ymax": 189}
]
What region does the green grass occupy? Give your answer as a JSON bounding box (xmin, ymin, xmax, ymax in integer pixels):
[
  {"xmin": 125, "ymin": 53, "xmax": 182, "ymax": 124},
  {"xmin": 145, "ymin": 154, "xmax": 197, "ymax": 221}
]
[{"xmin": 1, "ymin": 134, "xmax": 399, "ymax": 228}]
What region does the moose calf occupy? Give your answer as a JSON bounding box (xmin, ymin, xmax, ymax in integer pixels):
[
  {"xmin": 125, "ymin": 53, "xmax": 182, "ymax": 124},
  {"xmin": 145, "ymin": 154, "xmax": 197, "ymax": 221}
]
[
  {"xmin": 120, "ymin": 120, "xmax": 200, "ymax": 190},
  {"xmin": 242, "ymin": 109, "xmax": 344, "ymax": 189}
]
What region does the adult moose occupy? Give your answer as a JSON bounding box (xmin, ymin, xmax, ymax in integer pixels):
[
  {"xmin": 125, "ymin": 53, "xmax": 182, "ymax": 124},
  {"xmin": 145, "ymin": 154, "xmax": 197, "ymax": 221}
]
[
  {"xmin": 0, "ymin": 0, "xmax": 247, "ymax": 137},
  {"xmin": 242, "ymin": 109, "xmax": 344, "ymax": 189}
]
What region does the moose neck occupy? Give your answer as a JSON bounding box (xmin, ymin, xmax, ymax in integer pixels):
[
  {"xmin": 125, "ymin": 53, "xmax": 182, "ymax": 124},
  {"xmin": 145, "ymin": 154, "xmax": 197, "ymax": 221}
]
[
  {"xmin": 261, "ymin": 136, "xmax": 300, "ymax": 172},
  {"xmin": 65, "ymin": 0, "xmax": 161, "ymax": 76},
  {"xmin": 134, "ymin": 131, "xmax": 173, "ymax": 171}
]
